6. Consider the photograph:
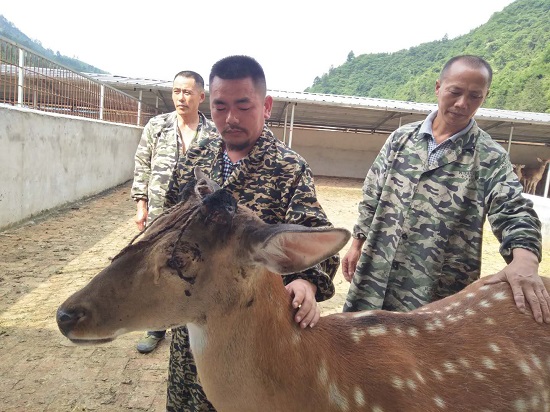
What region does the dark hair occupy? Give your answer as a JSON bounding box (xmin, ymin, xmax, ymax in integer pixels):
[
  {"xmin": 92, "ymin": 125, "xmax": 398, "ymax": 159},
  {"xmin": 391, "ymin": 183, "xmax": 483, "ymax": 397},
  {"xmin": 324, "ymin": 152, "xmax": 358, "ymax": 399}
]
[
  {"xmin": 440, "ymin": 55, "xmax": 493, "ymax": 88},
  {"xmin": 209, "ymin": 55, "xmax": 267, "ymax": 96},
  {"xmin": 173, "ymin": 71, "xmax": 205, "ymax": 90}
]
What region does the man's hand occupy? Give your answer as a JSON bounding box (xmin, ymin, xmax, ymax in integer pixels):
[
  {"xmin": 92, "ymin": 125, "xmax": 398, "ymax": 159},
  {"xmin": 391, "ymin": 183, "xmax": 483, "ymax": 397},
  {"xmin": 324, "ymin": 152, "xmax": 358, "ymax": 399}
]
[
  {"xmin": 285, "ymin": 279, "xmax": 319, "ymax": 328},
  {"xmin": 484, "ymin": 248, "xmax": 550, "ymax": 324},
  {"xmin": 135, "ymin": 199, "xmax": 148, "ymax": 231},
  {"xmin": 342, "ymin": 238, "xmax": 364, "ymax": 282}
]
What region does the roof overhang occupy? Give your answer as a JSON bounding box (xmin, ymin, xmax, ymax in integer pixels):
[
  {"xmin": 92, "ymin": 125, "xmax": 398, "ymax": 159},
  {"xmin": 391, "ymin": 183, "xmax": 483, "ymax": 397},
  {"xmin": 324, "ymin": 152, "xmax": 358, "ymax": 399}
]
[{"xmin": 87, "ymin": 74, "xmax": 550, "ymax": 146}]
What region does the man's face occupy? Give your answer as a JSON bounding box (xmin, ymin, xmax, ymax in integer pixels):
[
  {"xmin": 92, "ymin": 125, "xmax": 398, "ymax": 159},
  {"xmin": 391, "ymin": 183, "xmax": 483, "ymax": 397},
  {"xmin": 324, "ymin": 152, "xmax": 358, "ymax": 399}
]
[
  {"xmin": 209, "ymin": 76, "xmax": 272, "ymax": 152},
  {"xmin": 435, "ymin": 61, "xmax": 490, "ymax": 132},
  {"xmin": 172, "ymin": 76, "xmax": 205, "ymax": 117}
]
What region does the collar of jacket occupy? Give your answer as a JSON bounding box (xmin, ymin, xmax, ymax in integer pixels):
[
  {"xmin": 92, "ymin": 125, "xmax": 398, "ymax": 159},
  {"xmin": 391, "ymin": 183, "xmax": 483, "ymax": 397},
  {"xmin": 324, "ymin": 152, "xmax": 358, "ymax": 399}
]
[
  {"xmin": 158, "ymin": 110, "xmax": 210, "ymax": 133},
  {"xmin": 413, "ymin": 119, "xmax": 480, "ymax": 152}
]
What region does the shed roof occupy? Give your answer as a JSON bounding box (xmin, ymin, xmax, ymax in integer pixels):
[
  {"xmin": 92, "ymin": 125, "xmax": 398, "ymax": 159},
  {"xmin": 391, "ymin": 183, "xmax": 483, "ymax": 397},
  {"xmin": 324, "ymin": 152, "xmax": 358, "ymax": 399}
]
[{"xmin": 87, "ymin": 73, "xmax": 550, "ymax": 145}]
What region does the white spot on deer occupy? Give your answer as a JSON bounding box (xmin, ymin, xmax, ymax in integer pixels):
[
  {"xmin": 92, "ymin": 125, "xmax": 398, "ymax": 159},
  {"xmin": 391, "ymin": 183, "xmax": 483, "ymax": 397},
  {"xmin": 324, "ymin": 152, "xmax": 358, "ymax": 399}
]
[
  {"xmin": 328, "ymin": 383, "xmax": 349, "ymax": 411},
  {"xmin": 479, "ymin": 300, "xmax": 491, "ymax": 308},
  {"xmin": 393, "ymin": 327, "xmax": 404, "ymax": 335},
  {"xmin": 406, "ymin": 379, "xmax": 417, "ymax": 390},
  {"xmin": 518, "ymin": 360, "xmax": 532, "ymax": 375},
  {"xmin": 474, "ymin": 371, "xmax": 485, "ymax": 380},
  {"xmin": 292, "ymin": 331, "xmax": 301, "ymax": 345},
  {"xmin": 485, "ymin": 317, "xmax": 496, "ymax": 325},
  {"xmin": 353, "ymin": 311, "xmax": 375, "ymax": 318},
  {"xmin": 432, "ymin": 369, "xmax": 444, "ymax": 381},
  {"xmin": 465, "ymin": 308, "xmax": 476, "ymax": 316},
  {"xmin": 318, "ymin": 362, "xmax": 329, "ymax": 385},
  {"xmin": 531, "ymin": 395, "xmax": 541, "ymax": 409},
  {"xmin": 353, "ymin": 387, "xmax": 365, "ymax": 407},
  {"xmin": 532, "ymin": 354, "xmax": 542, "ymax": 369},
  {"xmin": 458, "ymin": 358, "xmax": 470, "ymax": 368},
  {"xmin": 351, "ymin": 327, "xmax": 367, "ymax": 343},
  {"xmin": 488, "ymin": 343, "xmax": 501, "ymax": 353},
  {"xmin": 425, "ymin": 319, "xmax": 445, "ymax": 331},
  {"xmin": 407, "ymin": 327, "xmax": 419, "ymax": 337},
  {"xmin": 368, "ymin": 326, "xmax": 387, "ymax": 336},
  {"xmin": 493, "ymin": 291, "xmax": 507, "ymax": 301},
  {"xmin": 372, "ymin": 406, "xmax": 384, "ymax": 412},
  {"xmin": 443, "ymin": 361, "xmax": 457, "ymax": 374},
  {"xmin": 466, "ymin": 292, "xmax": 475, "ymax": 299},
  {"xmin": 479, "ymin": 285, "xmax": 490, "ymax": 291},
  {"xmin": 392, "ymin": 377, "xmax": 404, "ymax": 389},
  {"xmin": 514, "ymin": 398, "xmax": 528, "ymax": 412},
  {"xmin": 434, "ymin": 396, "xmax": 446, "ymax": 408},
  {"xmin": 482, "ymin": 357, "xmax": 496, "ymax": 370},
  {"xmin": 415, "ymin": 371, "xmax": 425, "ymax": 383}
]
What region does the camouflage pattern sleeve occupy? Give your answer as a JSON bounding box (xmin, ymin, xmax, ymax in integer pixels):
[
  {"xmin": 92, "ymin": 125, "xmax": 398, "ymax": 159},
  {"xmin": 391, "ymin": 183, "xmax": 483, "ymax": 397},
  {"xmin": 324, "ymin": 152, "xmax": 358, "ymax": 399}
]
[
  {"xmin": 353, "ymin": 133, "xmax": 394, "ymax": 239},
  {"xmin": 485, "ymin": 155, "xmax": 542, "ymax": 262},
  {"xmin": 131, "ymin": 121, "xmax": 155, "ymax": 201},
  {"xmin": 282, "ymin": 164, "xmax": 339, "ymax": 302}
]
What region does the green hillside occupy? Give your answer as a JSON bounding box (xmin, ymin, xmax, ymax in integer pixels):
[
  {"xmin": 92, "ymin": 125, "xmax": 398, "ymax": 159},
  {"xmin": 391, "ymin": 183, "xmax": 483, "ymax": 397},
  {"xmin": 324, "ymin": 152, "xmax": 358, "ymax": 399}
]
[
  {"xmin": 0, "ymin": 15, "xmax": 106, "ymax": 74},
  {"xmin": 306, "ymin": 0, "xmax": 550, "ymax": 113}
]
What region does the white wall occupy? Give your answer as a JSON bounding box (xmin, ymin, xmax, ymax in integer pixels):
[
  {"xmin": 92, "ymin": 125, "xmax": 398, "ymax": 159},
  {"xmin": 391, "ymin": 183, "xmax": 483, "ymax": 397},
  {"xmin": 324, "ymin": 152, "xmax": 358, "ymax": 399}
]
[
  {"xmin": 270, "ymin": 126, "xmax": 388, "ymax": 179},
  {"xmin": 0, "ymin": 105, "xmax": 141, "ymax": 229}
]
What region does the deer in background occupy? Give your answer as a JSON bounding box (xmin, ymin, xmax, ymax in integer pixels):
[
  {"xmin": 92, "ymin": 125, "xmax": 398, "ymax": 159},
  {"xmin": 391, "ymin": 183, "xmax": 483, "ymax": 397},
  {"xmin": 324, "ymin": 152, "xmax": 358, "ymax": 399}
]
[
  {"xmin": 521, "ymin": 157, "xmax": 550, "ymax": 195},
  {"xmin": 512, "ymin": 163, "xmax": 525, "ymax": 183},
  {"xmin": 57, "ymin": 168, "xmax": 550, "ymax": 412}
]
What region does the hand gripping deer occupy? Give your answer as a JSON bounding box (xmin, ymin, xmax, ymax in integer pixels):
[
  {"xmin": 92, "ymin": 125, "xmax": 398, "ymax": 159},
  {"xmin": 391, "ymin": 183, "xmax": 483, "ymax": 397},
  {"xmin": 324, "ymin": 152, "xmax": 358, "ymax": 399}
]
[{"xmin": 57, "ymin": 168, "xmax": 550, "ymax": 412}]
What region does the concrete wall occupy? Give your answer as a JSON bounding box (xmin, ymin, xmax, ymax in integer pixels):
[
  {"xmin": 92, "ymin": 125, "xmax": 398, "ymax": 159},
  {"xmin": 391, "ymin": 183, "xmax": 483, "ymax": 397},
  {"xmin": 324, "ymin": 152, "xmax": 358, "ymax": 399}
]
[
  {"xmin": 270, "ymin": 126, "xmax": 550, "ymax": 179},
  {"xmin": 270, "ymin": 126, "xmax": 388, "ymax": 179},
  {"xmin": 0, "ymin": 105, "xmax": 141, "ymax": 230}
]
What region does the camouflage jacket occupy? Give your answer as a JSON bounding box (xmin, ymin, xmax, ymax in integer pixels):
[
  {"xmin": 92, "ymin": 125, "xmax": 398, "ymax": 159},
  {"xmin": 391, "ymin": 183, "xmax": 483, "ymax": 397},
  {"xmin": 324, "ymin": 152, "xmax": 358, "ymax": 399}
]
[
  {"xmin": 344, "ymin": 120, "xmax": 542, "ymax": 312},
  {"xmin": 131, "ymin": 111, "xmax": 216, "ymax": 223},
  {"xmin": 166, "ymin": 126, "xmax": 339, "ymax": 302}
]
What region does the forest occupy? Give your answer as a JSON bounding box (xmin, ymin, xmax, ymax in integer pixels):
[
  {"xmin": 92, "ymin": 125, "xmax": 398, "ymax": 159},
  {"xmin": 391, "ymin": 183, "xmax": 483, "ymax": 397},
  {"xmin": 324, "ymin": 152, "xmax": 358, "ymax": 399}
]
[
  {"xmin": 306, "ymin": 0, "xmax": 550, "ymax": 113},
  {"xmin": 2, "ymin": 0, "xmax": 549, "ymax": 112}
]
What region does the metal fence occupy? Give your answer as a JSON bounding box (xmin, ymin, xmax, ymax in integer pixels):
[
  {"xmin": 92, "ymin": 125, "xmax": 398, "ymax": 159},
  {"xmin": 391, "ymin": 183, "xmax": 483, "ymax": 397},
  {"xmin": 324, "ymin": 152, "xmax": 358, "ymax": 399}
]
[{"xmin": 0, "ymin": 35, "xmax": 159, "ymax": 126}]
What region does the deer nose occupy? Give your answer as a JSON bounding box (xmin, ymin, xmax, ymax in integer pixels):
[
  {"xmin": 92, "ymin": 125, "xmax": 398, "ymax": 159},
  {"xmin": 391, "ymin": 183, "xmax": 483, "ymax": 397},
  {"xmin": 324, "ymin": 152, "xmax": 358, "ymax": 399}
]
[{"xmin": 56, "ymin": 307, "xmax": 85, "ymax": 337}]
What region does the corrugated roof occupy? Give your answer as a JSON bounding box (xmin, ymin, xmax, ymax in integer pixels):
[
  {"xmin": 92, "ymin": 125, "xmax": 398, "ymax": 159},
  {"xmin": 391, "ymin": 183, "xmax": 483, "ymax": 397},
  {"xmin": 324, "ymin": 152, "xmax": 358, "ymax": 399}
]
[{"xmin": 87, "ymin": 73, "xmax": 550, "ymax": 145}]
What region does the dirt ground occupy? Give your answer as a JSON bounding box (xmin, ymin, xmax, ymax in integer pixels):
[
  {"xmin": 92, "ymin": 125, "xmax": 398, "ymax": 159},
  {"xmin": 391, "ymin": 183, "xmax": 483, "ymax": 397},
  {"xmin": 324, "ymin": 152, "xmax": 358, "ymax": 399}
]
[{"xmin": 1, "ymin": 176, "xmax": 548, "ymax": 411}]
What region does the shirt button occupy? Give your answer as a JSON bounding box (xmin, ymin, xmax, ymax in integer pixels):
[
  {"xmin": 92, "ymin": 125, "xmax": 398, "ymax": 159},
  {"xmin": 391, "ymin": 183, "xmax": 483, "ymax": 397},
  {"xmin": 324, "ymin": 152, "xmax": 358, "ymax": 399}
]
[
  {"xmin": 401, "ymin": 233, "xmax": 408, "ymax": 240},
  {"xmin": 392, "ymin": 262, "xmax": 399, "ymax": 270}
]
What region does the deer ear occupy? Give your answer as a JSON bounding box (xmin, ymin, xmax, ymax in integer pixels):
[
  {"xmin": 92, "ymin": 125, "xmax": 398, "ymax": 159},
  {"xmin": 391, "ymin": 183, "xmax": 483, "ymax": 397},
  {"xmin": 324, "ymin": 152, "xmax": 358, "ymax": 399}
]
[
  {"xmin": 194, "ymin": 167, "xmax": 221, "ymax": 199},
  {"xmin": 248, "ymin": 225, "xmax": 350, "ymax": 275}
]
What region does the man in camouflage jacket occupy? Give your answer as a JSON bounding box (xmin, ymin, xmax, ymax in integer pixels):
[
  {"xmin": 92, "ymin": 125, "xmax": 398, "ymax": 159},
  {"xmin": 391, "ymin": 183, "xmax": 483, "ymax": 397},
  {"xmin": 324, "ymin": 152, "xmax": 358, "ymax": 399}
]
[
  {"xmin": 164, "ymin": 55, "xmax": 339, "ymax": 411},
  {"xmin": 342, "ymin": 55, "xmax": 550, "ymax": 323},
  {"xmin": 131, "ymin": 71, "xmax": 217, "ymax": 353}
]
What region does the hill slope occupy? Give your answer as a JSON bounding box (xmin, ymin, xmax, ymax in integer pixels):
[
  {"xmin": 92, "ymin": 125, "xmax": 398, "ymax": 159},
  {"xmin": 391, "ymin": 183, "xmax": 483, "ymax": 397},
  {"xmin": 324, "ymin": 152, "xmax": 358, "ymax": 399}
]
[
  {"xmin": 306, "ymin": 0, "xmax": 550, "ymax": 113},
  {"xmin": 0, "ymin": 15, "xmax": 106, "ymax": 74}
]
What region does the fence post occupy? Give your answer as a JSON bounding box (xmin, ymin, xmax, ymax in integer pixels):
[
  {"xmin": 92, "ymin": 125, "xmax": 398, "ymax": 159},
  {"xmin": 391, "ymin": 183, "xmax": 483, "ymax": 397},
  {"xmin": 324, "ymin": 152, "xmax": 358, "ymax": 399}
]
[
  {"xmin": 17, "ymin": 47, "xmax": 24, "ymax": 106},
  {"xmin": 99, "ymin": 84, "xmax": 105, "ymax": 120}
]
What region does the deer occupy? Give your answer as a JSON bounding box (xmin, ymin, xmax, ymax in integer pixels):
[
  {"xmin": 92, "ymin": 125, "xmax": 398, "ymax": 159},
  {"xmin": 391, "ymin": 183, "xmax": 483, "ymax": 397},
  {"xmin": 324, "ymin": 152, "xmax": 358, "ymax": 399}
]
[
  {"xmin": 521, "ymin": 157, "xmax": 550, "ymax": 195},
  {"xmin": 512, "ymin": 163, "xmax": 525, "ymax": 183},
  {"xmin": 57, "ymin": 168, "xmax": 550, "ymax": 412}
]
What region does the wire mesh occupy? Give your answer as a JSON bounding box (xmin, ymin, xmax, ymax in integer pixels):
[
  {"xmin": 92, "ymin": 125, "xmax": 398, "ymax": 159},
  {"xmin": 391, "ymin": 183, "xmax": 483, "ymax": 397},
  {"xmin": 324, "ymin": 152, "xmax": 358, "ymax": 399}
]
[{"xmin": 0, "ymin": 36, "xmax": 158, "ymax": 126}]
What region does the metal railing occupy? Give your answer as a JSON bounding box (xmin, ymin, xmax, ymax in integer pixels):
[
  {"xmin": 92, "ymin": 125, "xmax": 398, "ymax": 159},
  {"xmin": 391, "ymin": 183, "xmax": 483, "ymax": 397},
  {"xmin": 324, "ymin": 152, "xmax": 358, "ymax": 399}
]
[{"xmin": 0, "ymin": 35, "xmax": 159, "ymax": 126}]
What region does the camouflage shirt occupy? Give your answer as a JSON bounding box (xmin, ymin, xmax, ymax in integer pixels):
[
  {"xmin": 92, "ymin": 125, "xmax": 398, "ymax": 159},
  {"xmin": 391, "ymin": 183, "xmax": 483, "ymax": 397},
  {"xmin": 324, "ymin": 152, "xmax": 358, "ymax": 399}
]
[
  {"xmin": 344, "ymin": 119, "xmax": 542, "ymax": 313},
  {"xmin": 131, "ymin": 111, "xmax": 217, "ymax": 223},
  {"xmin": 167, "ymin": 125, "xmax": 339, "ymax": 302}
]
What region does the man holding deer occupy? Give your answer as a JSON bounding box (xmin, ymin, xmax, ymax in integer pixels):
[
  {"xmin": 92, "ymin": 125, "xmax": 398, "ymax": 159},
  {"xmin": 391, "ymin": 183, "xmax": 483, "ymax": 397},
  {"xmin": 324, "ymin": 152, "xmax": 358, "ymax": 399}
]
[
  {"xmin": 163, "ymin": 55, "xmax": 340, "ymax": 411},
  {"xmin": 343, "ymin": 55, "xmax": 550, "ymax": 324}
]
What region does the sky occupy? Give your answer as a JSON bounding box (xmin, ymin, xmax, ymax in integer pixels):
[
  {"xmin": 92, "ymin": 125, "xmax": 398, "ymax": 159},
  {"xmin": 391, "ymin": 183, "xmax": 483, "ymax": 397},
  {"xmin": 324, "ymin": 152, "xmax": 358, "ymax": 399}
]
[{"xmin": 1, "ymin": 0, "xmax": 516, "ymax": 92}]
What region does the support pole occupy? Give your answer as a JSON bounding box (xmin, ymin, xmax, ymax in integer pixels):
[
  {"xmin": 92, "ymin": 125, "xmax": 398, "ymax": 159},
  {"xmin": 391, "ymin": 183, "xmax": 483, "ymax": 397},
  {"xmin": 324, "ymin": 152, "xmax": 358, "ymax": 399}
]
[
  {"xmin": 506, "ymin": 125, "xmax": 514, "ymax": 153},
  {"xmin": 288, "ymin": 103, "xmax": 296, "ymax": 148}
]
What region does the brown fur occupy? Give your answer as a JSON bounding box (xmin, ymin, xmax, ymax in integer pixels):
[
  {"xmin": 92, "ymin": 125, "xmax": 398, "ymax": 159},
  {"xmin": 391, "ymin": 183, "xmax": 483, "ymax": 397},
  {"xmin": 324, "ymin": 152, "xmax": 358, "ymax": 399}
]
[
  {"xmin": 521, "ymin": 158, "xmax": 550, "ymax": 195},
  {"xmin": 57, "ymin": 171, "xmax": 550, "ymax": 412}
]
